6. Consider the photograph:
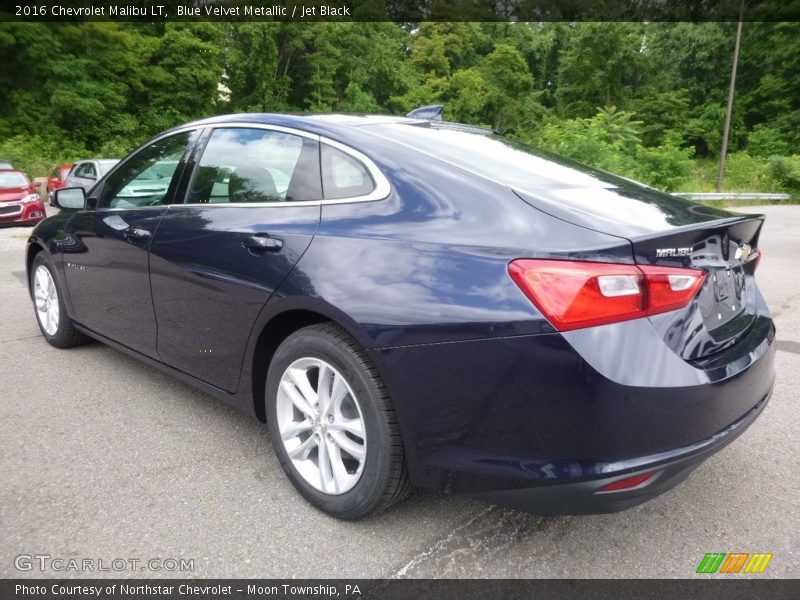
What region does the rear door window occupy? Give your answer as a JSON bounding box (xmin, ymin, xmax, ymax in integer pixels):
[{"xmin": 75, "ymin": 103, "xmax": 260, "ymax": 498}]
[{"xmin": 187, "ymin": 128, "xmax": 322, "ymax": 204}]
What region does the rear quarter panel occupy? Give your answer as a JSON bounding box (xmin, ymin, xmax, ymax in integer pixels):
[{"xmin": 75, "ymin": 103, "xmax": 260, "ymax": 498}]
[{"xmin": 283, "ymin": 131, "xmax": 633, "ymax": 348}]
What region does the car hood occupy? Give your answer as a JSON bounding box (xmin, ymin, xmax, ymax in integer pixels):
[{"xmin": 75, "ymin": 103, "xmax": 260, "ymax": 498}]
[{"xmin": 0, "ymin": 187, "xmax": 29, "ymax": 202}]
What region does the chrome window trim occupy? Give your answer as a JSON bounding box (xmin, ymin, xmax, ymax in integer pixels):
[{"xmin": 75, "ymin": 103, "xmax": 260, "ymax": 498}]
[
  {"xmin": 92, "ymin": 122, "xmax": 391, "ymax": 212},
  {"xmin": 318, "ymin": 135, "xmax": 391, "ymax": 203}
]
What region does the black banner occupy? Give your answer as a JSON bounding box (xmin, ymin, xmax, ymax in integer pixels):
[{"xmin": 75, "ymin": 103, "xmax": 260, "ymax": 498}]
[
  {"xmin": 4, "ymin": 0, "xmax": 800, "ymax": 23},
  {"xmin": 2, "ymin": 579, "xmax": 800, "ymax": 600}
]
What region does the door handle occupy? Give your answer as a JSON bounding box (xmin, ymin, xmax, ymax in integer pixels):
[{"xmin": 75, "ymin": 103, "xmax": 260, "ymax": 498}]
[
  {"xmin": 123, "ymin": 228, "xmax": 151, "ymax": 241},
  {"xmin": 243, "ymin": 233, "xmax": 283, "ymax": 252}
]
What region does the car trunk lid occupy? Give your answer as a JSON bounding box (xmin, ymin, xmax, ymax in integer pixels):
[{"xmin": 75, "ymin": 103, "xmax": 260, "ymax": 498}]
[{"xmin": 514, "ymin": 186, "xmax": 765, "ymax": 359}]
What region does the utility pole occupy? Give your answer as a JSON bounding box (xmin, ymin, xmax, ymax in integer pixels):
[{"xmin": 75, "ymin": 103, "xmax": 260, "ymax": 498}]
[{"xmin": 717, "ymin": 0, "xmax": 746, "ymax": 192}]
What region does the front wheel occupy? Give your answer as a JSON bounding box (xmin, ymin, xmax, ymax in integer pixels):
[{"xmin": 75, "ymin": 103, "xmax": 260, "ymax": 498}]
[
  {"xmin": 30, "ymin": 253, "xmax": 89, "ymax": 348},
  {"xmin": 266, "ymin": 323, "xmax": 410, "ymax": 519}
]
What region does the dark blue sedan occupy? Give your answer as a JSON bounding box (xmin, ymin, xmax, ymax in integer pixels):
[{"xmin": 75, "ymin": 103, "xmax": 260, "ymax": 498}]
[{"xmin": 28, "ymin": 112, "xmax": 775, "ymax": 519}]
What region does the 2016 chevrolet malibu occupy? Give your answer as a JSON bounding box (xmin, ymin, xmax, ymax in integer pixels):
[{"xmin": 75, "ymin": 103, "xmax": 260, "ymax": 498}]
[{"xmin": 28, "ymin": 111, "xmax": 775, "ymax": 519}]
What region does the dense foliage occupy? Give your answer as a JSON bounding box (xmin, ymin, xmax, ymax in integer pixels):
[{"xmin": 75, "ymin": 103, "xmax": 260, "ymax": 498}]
[{"xmin": 1, "ymin": 21, "xmax": 798, "ymax": 192}]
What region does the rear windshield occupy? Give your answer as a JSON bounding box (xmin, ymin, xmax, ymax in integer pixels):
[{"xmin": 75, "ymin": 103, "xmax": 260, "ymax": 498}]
[
  {"xmin": 367, "ymin": 123, "xmax": 621, "ymax": 193},
  {"xmin": 98, "ymin": 161, "xmax": 118, "ymax": 175},
  {"xmin": 0, "ymin": 172, "xmax": 28, "ymax": 188}
]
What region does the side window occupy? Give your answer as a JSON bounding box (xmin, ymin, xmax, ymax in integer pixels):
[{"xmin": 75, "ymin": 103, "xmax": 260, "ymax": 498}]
[
  {"xmin": 99, "ymin": 131, "xmax": 195, "ymax": 209},
  {"xmin": 321, "ymin": 144, "xmax": 375, "ymax": 200},
  {"xmin": 84, "ymin": 163, "xmax": 97, "ymax": 178},
  {"xmin": 187, "ymin": 128, "xmax": 321, "ymax": 204},
  {"xmin": 72, "ymin": 164, "xmax": 87, "ymax": 178}
]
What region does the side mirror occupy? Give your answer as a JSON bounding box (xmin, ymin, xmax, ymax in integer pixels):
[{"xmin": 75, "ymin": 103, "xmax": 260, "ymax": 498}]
[{"xmin": 54, "ymin": 187, "xmax": 86, "ymax": 210}]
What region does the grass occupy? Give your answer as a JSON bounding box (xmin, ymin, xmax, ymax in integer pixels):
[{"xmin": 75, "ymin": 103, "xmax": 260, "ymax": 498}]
[{"xmin": 676, "ymin": 156, "xmax": 792, "ymax": 194}]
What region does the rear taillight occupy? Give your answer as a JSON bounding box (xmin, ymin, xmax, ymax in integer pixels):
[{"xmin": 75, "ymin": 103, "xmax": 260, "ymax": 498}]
[
  {"xmin": 508, "ymin": 259, "xmax": 707, "ymax": 331},
  {"xmin": 638, "ymin": 265, "xmax": 708, "ymax": 315}
]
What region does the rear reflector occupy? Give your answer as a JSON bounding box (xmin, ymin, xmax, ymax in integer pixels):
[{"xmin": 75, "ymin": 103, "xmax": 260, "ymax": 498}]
[
  {"xmin": 597, "ymin": 471, "xmax": 658, "ymax": 493},
  {"xmin": 508, "ymin": 259, "xmax": 706, "ymax": 331}
]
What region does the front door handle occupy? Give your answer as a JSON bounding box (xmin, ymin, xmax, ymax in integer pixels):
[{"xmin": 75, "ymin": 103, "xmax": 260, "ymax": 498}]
[
  {"xmin": 243, "ymin": 233, "xmax": 283, "ymax": 252},
  {"xmin": 123, "ymin": 228, "xmax": 151, "ymax": 241}
]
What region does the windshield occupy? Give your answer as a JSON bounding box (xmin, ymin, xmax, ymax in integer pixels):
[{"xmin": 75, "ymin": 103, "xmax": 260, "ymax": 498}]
[
  {"xmin": 368, "ymin": 122, "xmax": 733, "ymax": 232},
  {"xmin": 367, "ymin": 123, "xmax": 626, "ymax": 193},
  {"xmin": 0, "ymin": 172, "xmax": 28, "ymax": 188},
  {"xmin": 98, "ymin": 161, "xmax": 118, "ymax": 175}
]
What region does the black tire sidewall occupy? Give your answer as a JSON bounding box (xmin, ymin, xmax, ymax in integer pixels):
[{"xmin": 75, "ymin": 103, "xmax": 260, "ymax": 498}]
[{"xmin": 266, "ymin": 327, "xmax": 394, "ymax": 519}]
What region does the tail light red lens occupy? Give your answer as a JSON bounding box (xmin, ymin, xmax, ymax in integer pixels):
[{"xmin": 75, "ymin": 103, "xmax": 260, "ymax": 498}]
[
  {"xmin": 508, "ymin": 259, "xmax": 706, "ymax": 331},
  {"xmin": 638, "ymin": 265, "xmax": 708, "ymax": 315}
]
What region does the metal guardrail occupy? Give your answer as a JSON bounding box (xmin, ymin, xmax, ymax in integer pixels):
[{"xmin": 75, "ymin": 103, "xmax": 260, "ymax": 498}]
[{"xmin": 673, "ymin": 192, "xmax": 792, "ymax": 202}]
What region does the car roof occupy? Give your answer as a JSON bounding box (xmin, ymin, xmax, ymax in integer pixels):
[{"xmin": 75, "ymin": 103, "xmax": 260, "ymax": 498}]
[{"xmin": 179, "ymin": 113, "xmax": 429, "ymax": 137}]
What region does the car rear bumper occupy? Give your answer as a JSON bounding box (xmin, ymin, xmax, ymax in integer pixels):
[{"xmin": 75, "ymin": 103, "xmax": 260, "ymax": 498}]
[
  {"xmin": 464, "ymin": 387, "xmax": 771, "ymax": 514},
  {"xmin": 372, "ymin": 310, "xmax": 776, "ymax": 513}
]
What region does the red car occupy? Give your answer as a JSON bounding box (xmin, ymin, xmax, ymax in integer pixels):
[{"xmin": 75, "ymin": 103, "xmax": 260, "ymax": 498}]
[
  {"xmin": 0, "ymin": 169, "xmax": 47, "ymax": 226},
  {"xmin": 46, "ymin": 163, "xmax": 72, "ymax": 206}
]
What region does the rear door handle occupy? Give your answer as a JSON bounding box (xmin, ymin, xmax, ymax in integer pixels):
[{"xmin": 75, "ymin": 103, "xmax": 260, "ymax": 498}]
[
  {"xmin": 243, "ymin": 233, "xmax": 283, "ymax": 252},
  {"xmin": 123, "ymin": 228, "xmax": 151, "ymax": 241}
]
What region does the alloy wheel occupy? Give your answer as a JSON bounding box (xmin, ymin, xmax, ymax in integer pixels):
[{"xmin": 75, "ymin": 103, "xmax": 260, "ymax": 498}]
[
  {"xmin": 276, "ymin": 357, "xmax": 367, "ymax": 495},
  {"xmin": 33, "ymin": 265, "xmax": 59, "ymax": 336}
]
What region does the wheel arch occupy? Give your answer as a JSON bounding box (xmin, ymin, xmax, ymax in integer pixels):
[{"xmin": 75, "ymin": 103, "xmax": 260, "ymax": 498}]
[
  {"xmin": 25, "ymin": 241, "xmax": 48, "ymax": 296},
  {"xmin": 249, "ymin": 300, "xmax": 376, "ymax": 423}
]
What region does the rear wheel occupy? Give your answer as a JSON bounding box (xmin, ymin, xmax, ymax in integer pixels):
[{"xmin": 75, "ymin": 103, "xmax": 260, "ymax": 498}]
[
  {"xmin": 266, "ymin": 323, "xmax": 410, "ymax": 519},
  {"xmin": 30, "ymin": 253, "xmax": 89, "ymax": 348}
]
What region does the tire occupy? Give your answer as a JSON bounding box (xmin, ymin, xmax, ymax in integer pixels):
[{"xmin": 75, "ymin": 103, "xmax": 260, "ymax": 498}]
[
  {"xmin": 30, "ymin": 253, "xmax": 89, "ymax": 348},
  {"xmin": 266, "ymin": 323, "xmax": 411, "ymax": 519}
]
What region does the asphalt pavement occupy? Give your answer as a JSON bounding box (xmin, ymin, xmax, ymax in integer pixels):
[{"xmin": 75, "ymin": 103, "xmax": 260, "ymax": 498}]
[{"xmin": 0, "ymin": 205, "xmax": 798, "ymax": 578}]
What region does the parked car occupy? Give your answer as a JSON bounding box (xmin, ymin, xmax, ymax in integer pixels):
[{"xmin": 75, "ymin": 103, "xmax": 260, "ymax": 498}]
[
  {"xmin": 29, "ymin": 112, "xmax": 775, "ymax": 520},
  {"xmin": 0, "ymin": 169, "xmax": 47, "ymax": 226},
  {"xmin": 114, "ymin": 159, "xmax": 179, "ymax": 206},
  {"xmin": 0, "ymin": 159, "xmax": 15, "ymax": 169},
  {"xmin": 47, "ymin": 164, "xmax": 73, "ymax": 206},
  {"xmin": 65, "ymin": 159, "xmax": 119, "ymax": 193}
]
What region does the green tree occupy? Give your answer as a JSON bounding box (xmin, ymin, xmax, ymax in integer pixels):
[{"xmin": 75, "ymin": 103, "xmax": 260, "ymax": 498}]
[
  {"xmin": 482, "ymin": 43, "xmax": 537, "ymax": 133},
  {"xmin": 555, "ymin": 23, "xmax": 647, "ymax": 117},
  {"xmin": 223, "ymin": 23, "xmax": 286, "ymax": 112}
]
